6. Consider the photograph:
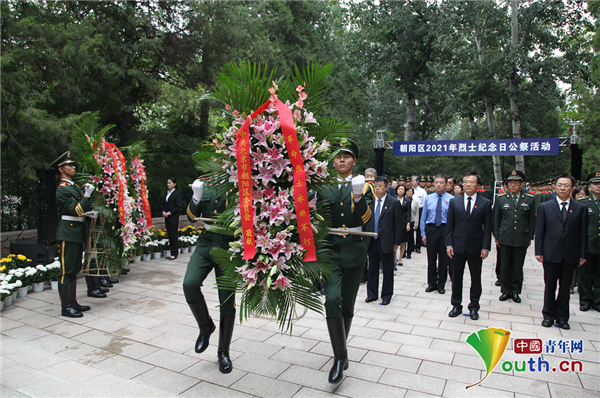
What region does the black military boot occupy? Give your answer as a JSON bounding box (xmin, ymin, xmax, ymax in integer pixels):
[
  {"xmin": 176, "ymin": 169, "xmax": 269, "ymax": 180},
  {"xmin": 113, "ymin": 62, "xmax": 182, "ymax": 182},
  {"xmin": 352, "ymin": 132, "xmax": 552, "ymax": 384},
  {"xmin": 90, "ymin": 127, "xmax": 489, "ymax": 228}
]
[
  {"xmin": 99, "ymin": 277, "xmax": 113, "ymax": 288},
  {"xmin": 342, "ymin": 317, "xmax": 353, "ymax": 370},
  {"xmin": 86, "ymin": 276, "xmax": 107, "ymax": 298},
  {"xmin": 71, "ymin": 279, "xmax": 91, "ymax": 312},
  {"xmin": 58, "ymin": 281, "xmax": 82, "ymax": 318},
  {"xmin": 217, "ymin": 316, "xmax": 235, "ymax": 374},
  {"xmin": 326, "ymin": 318, "xmax": 348, "ymax": 384},
  {"xmin": 188, "ymin": 300, "xmax": 216, "ymax": 353}
]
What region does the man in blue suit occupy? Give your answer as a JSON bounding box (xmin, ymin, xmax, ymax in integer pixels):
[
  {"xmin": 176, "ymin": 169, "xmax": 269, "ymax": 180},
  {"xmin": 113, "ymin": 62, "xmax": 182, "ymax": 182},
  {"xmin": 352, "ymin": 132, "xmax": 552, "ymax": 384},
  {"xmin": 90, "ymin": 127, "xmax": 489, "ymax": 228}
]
[
  {"xmin": 446, "ymin": 171, "xmax": 493, "ymax": 321},
  {"xmin": 535, "ymin": 174, "xmax": 588, "ymax": 330},
  {"xmin": 421, "ymin": 174, "xmax": 454, "ymax": 294}
]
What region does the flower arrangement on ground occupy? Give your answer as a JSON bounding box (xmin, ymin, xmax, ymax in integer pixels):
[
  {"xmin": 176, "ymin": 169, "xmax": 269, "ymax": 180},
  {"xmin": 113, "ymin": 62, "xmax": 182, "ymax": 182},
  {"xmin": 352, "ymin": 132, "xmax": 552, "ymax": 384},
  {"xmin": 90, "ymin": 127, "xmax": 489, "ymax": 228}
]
[
  {"xmin": 45, "ymin": 260, "xmax": 61, "ymax": 282},
  {"xmin": 0, "ymin": 274, "xmax": 21, "ymax": 301},
  {"xmin": 30, "ymin": 264, "xmax": 49, "ymax": 284},
  {"xmin": 71, "ymin": 115, "xmax": 152, "ymax": 275},
  {"xmin": 193, "ymin": 61, "xmax": 353, "ymax": 331},
  {"xmin": 0, "ymin": 254, "xmax": 32, "ymax": 272},
  {"xmin": 8, "ymin": 266, "xmax": 37, "ymax": 287}
]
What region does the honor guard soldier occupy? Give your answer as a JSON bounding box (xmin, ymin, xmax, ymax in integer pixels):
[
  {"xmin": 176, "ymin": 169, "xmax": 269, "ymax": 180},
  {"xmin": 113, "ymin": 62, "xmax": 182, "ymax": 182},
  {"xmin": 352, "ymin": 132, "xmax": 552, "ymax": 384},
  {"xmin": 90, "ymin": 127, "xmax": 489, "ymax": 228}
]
[
  {"xmin": 493, "ymin": 169, "xmax": 536, "ymax": 303},
  {"xmin": 183, "ymin": 180, "xmax": 236, "ymax": 373},
  {"xmin": 52, "ymin": 152, "xmax": 101, "ymax": 318},
  {"xmin": 426, "ymin": 176, "xmax": 435, "ymax": 194},
  {"xmin": 319, "ymin": 139, "xmax": 370, "ymax": 384},
  {"xmin": 578, "ymin": 171, "xmax": 600, "ymax": 312}
]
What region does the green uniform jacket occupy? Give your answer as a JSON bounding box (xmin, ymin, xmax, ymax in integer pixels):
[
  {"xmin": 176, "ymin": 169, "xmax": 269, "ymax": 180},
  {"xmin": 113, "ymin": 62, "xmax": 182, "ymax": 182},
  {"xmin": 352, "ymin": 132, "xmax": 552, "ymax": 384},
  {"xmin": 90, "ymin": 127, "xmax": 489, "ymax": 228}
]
[
  {"xmin": 186, "ymin": 187, "xmax": 233, "ymax": 256},
  {"xmin": 579, "ymin": 196, "xmax": 600, "ymax": 255},
  {"xmin": 319, "ymin": 182, "xmax": 371, "ymax": 269},
  {"xmin": 493, "ymin": 192, "xmax": 536, "ymax": 247},
  {"xmin": 56, "ymin": 181, "xmax": 92, "ymax": 243}
]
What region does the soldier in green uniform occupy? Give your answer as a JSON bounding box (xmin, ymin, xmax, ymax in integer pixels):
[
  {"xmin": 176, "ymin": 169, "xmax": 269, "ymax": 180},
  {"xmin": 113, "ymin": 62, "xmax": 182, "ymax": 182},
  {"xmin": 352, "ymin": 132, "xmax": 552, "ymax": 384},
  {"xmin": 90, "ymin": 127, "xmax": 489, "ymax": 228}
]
[
  {"xmin": 319, "ymin": 139, "xmax": 370, "ymax": 384},
  {"xmin": 183, "ymin": 179, "xmax": 236, "ymax": 373},
  {"xmin": 426, "ymin": 176, "xmax": 435, "ymax": 194},
  {"xmin": 493, "ymin": 169, "xmax": 536, "ymax": 303},
  {"xmin": 52, "ymin": 152, "xmax": 97, "ymax": 317},
  {"xmin": 578, "ymin": 170, "xmax": 600, "ymax": 312}
]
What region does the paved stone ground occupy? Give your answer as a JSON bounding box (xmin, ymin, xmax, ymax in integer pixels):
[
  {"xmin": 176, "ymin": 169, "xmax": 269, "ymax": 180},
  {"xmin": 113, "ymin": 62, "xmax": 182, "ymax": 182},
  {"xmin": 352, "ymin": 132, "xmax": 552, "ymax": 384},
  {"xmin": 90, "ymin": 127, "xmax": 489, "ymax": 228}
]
[{"xmin": 1, "ymin": 245, "xmax": 599, "ymax": 398}]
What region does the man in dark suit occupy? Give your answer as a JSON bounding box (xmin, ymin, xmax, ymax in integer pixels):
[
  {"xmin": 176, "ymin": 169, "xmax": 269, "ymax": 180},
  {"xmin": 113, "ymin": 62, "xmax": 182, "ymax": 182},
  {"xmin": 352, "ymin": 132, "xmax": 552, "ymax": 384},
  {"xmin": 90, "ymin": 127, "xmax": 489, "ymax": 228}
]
[
  {"xmin": 162, "ymin": 177, "xmax": 182, "ymax": 260},
  {"xmin": 535, "ymin": 174, "xmax": 588, "ymax": 329},
  {"xmin": 421, "ymin": 174, "xmax": 454, "ymax": 294},
  {"xmin": 446, "ymin": 171, "xmax": 493, "ymax": 321},
  {"xmin": 365, "ymin": 176, "xmax": 404, "ymax": 305}
]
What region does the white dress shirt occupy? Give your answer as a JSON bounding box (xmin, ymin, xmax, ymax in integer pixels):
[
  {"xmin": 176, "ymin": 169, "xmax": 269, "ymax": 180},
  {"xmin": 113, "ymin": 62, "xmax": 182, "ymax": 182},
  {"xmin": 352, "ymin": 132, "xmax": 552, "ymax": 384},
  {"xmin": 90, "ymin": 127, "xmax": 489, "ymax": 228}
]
[
  {"xmin": 556, "ymin": 196, "xmax": 570, "ymax": 212},
  {"xmin": 463, "ymin": 193, "xmax": 478, "ymax": 214}
]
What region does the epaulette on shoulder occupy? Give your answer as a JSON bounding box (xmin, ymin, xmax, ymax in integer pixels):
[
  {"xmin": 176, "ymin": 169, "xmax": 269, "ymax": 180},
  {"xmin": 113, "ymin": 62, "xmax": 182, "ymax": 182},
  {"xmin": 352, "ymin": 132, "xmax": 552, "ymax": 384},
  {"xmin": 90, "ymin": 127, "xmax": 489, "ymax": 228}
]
[
  {"xmin": 59, "ymin": 182, "xmax": 68, "ymax": 187},
  {"xmin": 525, "ymin": 193, "xmax": 534, "ymax": 197},
  {"xmin": 577, "ymin": 197, "xmax": 588, "ymax": 202},
  {"xmin": 498, "ymin": 193, "xmax": 507, "ymax": 197}
]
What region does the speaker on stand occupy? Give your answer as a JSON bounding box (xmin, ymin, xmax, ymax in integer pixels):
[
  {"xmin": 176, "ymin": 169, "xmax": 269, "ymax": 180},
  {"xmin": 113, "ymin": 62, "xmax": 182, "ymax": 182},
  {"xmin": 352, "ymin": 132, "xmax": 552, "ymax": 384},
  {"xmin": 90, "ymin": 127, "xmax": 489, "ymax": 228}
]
[{"xmin": 10, "ymin": 169, "xmax": 58, "ymax": 265}]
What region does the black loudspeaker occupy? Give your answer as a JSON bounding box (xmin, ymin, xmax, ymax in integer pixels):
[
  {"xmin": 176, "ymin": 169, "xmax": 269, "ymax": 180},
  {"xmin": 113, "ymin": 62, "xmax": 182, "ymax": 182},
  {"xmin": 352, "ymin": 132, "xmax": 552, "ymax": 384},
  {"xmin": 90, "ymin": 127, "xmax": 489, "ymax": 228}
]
[
  {"xmin": 10, "ymin": 239, "xmax": 58, "ymax": 265},
  {"xmin": 10, "ymin": 169, "xmax": 59, "ymax": 265},
  {"xmin": 37, "ymin": 168, "xmax": 58, "ymax": 245}
]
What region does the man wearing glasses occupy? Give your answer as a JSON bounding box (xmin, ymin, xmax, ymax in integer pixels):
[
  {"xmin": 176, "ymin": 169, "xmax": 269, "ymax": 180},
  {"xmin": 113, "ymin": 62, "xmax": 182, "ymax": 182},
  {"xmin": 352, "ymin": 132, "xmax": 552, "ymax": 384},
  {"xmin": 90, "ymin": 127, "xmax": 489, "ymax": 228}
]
[{"xmin": 535, "ymin": 174, "xmax": 588, "ymax": 329}]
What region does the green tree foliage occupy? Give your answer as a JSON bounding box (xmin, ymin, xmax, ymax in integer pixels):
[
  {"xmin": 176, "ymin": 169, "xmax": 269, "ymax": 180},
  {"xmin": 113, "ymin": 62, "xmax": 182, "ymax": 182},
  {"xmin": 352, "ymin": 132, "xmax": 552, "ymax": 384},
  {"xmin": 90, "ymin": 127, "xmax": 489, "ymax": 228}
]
[
  {"xmin": 572, "ymin": 1, "xmax": 600, "ymax": 172},
  {"xmin": 1, "ymin": 0, "xmax": 595, "ymax": 232}
]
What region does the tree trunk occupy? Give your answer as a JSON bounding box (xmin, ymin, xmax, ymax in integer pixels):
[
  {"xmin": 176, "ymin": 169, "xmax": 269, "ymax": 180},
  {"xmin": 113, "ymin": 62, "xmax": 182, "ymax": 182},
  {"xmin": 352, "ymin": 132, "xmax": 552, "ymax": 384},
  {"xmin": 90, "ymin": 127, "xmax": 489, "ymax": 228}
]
[
  {"xmin": 509, "ymin": 71, "xmax": 524, "ymax": 172},
  {"xmin": 510, "ymin": 0, "xmax": 525, "ymax": 173},
  {"xmin": 421, "ymin": 95, "xmax": 430, "ymax": 141},
  {"xmin": 484, "ymin": 90, "xmax": 502, "ymax": 182},
  {"xmin": 475, "ymin": 27, "xmax": 502, "ymax": 182},
  {"xmin": 405, "ymin": 91, "xmax": 416, "ymax": 141},
  {"xmin": 468, "ymin": 115, "xmax": 477, "ymax": 170},
  {"xmin": 468, "ymin": 115, "xmax": 476, "ymax": 140}
]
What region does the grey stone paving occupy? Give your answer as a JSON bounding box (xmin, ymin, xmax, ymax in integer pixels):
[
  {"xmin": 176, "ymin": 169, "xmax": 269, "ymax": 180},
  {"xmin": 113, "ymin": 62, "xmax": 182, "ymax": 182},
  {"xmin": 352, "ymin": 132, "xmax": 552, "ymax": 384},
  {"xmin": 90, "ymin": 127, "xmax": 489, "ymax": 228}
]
[{"xmin": 1, "ymin": 246, "xmax": 599, "ymax": 397}]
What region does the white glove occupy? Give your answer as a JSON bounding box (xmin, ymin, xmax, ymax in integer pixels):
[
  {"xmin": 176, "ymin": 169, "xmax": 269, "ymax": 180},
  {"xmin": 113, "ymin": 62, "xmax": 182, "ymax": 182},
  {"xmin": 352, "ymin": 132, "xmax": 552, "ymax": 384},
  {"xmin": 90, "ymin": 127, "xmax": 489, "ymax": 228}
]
[
  {"xmin": 83, "ymin": 183, "xmax": 95, "ymax": 197},
  {"xmin": 192, "ymin": 179, "xmax": 205, "ymax": 203},
  {"xmin": 351, "ymin": 175, "xmax": 366, "ymax": 195}
]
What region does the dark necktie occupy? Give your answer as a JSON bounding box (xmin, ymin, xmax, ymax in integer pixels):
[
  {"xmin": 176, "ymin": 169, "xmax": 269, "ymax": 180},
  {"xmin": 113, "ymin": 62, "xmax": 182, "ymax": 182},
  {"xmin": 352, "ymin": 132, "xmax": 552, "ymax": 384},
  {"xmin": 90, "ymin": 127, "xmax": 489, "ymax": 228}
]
[
  {"xmin": 561, "ymin": 201, "xmax": 567, "ymax": 219},
  {"xmin": 466, "ymin": 196, "xmax": 472, "ymax": 215},
  {"xmin": 513, "ymin": 194, "xmax": 518, "ymax": 206},
  {"xmin": 435, "ymin": 194, "xmax": 442, "ymax": 226},
  {"xmin": 374, "ymin": 199, "xmax": 381, "ymax": 239}
]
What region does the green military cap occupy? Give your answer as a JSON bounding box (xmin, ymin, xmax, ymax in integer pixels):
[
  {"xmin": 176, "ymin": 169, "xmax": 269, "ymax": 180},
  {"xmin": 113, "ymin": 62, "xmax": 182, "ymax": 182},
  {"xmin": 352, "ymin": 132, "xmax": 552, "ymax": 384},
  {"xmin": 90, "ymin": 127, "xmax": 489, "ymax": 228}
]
[
  {"xmin": 587, "ymin": 170, "xmax": 600, "ymax": 183},
  {"xmin": 50, "ymin": 151, "xmax": 75, "ymax": 168},
  {"xmin": 334, "ymin": 138, "xmax": 360, "ymax": 159},
  {"xmin": 420, "ymin": 175, "xmax": 426, "ymax": 181},
  {"xmin": 426, "ymin": 176, "xmax": 433, "ymax": 182},
  {"xmin": 505, "ymin": 169, "xmax": 525, "ymax": 182},
  {"xmin": 397, "ymin": 175, "xmax": 405, "ymax": 182}
]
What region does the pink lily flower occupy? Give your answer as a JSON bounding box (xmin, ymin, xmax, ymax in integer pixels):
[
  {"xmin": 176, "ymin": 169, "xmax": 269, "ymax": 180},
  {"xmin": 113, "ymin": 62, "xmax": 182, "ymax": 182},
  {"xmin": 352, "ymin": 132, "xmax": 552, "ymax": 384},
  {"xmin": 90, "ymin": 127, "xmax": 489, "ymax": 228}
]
[{"xmin": 273, "ymin": 274, "xmax": 291, "ymax": 291}]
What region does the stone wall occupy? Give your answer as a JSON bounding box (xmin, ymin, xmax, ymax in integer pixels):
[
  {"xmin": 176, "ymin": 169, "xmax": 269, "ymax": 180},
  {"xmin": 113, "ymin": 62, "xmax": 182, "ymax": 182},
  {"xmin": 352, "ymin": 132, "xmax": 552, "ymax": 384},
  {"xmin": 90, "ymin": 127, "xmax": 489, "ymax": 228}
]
[{"xmin": 1, "ymin": 215, "xmax": 196, "ymax": 258}]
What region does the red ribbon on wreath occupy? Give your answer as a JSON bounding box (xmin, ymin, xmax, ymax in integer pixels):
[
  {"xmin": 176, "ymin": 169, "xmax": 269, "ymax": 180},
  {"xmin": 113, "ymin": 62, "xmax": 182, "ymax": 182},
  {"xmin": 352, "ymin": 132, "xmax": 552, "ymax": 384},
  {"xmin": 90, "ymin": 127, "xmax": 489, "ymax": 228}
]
[
  {"xmin": 236, "ymin": 99, "xmax": 316, "ymax": 262},
  {"xmin": 135, "ymin": 156, "xmax": 153, "ymax": 228},
  {"xmin": 106, "ymin": 143, "xmax": 128, "ymax": 225}
]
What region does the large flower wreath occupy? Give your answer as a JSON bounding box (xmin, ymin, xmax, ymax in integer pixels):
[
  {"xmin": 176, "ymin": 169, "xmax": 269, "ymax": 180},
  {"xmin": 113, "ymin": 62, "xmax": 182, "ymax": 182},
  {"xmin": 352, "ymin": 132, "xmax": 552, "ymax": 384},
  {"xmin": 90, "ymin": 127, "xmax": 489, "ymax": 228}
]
[
  {"xmin": 71, "ymin": 116, "xmax": 152, "ymax": 275},
  {"xmin": 194, "ymin": 61, "xmax": 354, "ymax": 331}
]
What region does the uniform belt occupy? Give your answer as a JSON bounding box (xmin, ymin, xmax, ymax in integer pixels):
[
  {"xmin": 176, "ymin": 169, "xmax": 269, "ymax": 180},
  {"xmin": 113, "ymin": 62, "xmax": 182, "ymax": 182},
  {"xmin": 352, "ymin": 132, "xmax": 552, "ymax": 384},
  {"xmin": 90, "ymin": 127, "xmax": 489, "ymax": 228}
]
[{"xmin": 61, "ymin": 215, "xmax": 84, "ymax": 222}]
